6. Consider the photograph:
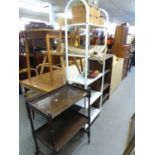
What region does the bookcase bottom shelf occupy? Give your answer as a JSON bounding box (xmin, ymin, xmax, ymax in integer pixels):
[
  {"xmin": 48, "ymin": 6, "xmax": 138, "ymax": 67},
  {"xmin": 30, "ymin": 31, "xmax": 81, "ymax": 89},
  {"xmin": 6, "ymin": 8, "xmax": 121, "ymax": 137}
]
[
  {"xmin": 79, "ymin": 106, "xmax": 101, "ymax": 125},
  {"xmin": 68, "ymin": 73, "xmax": 103, "ymax": 86},
  {"xmin": 75, "ymin": 90, "xmax": 101, "ymax": 108},
  {"xmin": 102, "ymin": 93, "xmax": 109, "ymax": 104}
]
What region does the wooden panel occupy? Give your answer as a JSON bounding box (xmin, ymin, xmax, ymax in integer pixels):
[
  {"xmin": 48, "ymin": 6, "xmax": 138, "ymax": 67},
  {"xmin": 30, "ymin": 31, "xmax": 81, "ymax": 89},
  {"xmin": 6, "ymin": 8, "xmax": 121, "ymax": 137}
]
[
  {"xmin": 114, "ymin": 26, "xmax": 128, "ymax": 45},
  {"xmin": 89, "ymin": 55, "xmax": 113, "ymax": 104},
  {"xmin": 20, "ymin": 70, "xmax": 66, "ymax": 93},
  {"xmin": 45, "ymin": 34, "xmax": 53, "ymax": 80},
  {"xmin": 72, "ymin": 4, "xmax": 102, "ymax": 24},
  {"xmin": 35, "ymin": 111, "xmax": 87, "ymax": 151},
  {"xmin": 89, "ymin": 59, "xmax": 103, "ymax": 72},
  {"xmin": 112, "ymin": 45, "xmax": 130, "ymax": 79},
  {"xmin": 28, "ymin": 85, "xmax": 88, "ymax": 118},
  {"xmin": 19, "ymin": 55, "xmax": 27, "ymax": 69},
  {"xmin": 110, "ymin": 58, "xmax": 124, "ymax": 95},
  {"xmin": 114, "ymin": 26, "xmax": 123, "ymax": 44},
  {"xmin": 25, "ymin": 40, "xmax": 31, "ymax": 79},
  {"xmin": 112, "ymin": 45, "xmax": 130, "ymax": 57}
]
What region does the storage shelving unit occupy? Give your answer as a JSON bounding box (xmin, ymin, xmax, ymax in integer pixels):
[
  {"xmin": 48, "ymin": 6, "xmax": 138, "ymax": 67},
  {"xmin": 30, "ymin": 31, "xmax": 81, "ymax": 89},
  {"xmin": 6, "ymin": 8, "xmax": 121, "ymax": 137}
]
[
  {"xmin": 102, "ymin": 54, "xmax": 113, "ymax": 103},
  {"xmin": 26, "ymin": 84, "xmax": 91, "ymax": 155},
  {"xmin": 89, "ymin": 54, "xmax": 113, "ymax": 105},
  {"xmin": 65, "ymin": 0, "xmax": 109, "ymax": 124}
]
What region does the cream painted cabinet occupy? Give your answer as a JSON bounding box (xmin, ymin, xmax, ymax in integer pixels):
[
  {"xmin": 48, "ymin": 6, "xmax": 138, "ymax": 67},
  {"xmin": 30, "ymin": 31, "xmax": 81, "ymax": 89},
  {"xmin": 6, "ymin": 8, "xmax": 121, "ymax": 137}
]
[{"xmin": 110, "ymin": 57, "xmax": 124, "ymax": 95}]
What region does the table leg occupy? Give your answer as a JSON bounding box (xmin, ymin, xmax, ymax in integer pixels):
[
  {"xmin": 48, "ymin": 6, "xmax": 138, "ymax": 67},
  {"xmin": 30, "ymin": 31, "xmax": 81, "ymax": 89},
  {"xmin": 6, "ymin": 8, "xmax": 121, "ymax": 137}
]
[
  {"xmin": 73, "ymin": 57, "xmax": 81, "ymax": 73},
  {"xmin": 79, "ymin": 58, "xmax": 83, "ymax": 72},
  {"xmin": 45, "ymin": 34, "xmax": 53, "ymax": 80},
  {"xmin": 60, "ymin": 56, "xmax": 64, "ymax": 68},
  {"xmin": 25, "ymin": 40, "xmax": 31, "ymax": 79},
  {"xmin": 40, "ymin": 54, "xmax": 47, "ymax": 75}
]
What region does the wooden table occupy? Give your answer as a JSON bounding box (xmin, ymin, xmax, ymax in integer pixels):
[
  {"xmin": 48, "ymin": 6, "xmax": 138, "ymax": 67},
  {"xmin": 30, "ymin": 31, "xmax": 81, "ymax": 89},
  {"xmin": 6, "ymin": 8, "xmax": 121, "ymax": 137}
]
[{"xmin": 20, "ymin": 69, "xmax": 66, "ymax": 93}]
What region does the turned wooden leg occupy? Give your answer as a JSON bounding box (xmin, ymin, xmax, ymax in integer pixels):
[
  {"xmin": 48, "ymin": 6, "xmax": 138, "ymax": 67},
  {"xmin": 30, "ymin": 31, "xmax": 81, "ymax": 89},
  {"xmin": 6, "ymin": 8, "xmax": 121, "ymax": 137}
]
[{"xmin": 79, "ymin": 58, "xmax": 83, "ymax": 72}]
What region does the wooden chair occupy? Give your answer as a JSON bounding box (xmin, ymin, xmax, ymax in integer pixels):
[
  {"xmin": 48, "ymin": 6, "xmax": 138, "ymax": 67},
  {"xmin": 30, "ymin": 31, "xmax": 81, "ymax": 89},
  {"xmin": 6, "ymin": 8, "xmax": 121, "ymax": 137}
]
[
  {"xmin": 69, "ymin": 28, "xmax": 84, "ymax": 73},
  {"xmin": 35, "ymin": 46, "xmax": 65, "ymax": 75},
  {"xmin": 19, "ymin": 68, "xmax": 38, "ymax": 96},
  {"xmin": 19, "ymin": 68, "xmax": 43, "ymax": 119},
  {"xmin": 35, "ymin": 29, "xmax": 65, "ymax": 75}
]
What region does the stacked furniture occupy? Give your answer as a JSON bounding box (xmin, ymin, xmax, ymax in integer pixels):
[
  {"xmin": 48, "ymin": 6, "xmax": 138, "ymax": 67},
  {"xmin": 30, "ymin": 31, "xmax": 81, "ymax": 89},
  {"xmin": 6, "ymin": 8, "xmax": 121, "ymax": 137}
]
[
  {"xmin": 112, "ymin": 45, "xmax": 130, "ymax": 79},
  {"xmin": 110, "ymin": 56, "xmax": 124, "ymax": 95},
  {"xmin": 112, "ymin": 25, "xmax": 131, "ymax": 79},
  {"xmin": 26, "ymin": 84, "xmax": 91, "ymax": 155},
  {"xmin": 65, "ymin": 0, "xmax": 109, "ymax": 124},
  {"xmin": 71, "ymin": 3, "xmax": 104, "ymax": 26},
  {"xmin": 127, "ymin": 34, "xmax": 135, "ymax": 72},
  {"xmin": 102, "ymin": 55, "xmax": 113, "ymax": 103},
  {"xmin": 114, "ymin": 25, "xmax": 128, "ymax": 45},
  {"xmin": 20, "ymin": 29, "xmax": 67, "ymax": 96},
  {"xmin": 19, "ymin": 29, "xmax": 65, "ymax": 79}
]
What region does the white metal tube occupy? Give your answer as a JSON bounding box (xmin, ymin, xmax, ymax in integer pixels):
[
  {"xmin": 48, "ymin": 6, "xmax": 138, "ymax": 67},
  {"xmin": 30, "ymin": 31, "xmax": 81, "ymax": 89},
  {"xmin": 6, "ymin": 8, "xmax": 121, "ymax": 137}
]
[
  {"xmin": 99, "ymin": 62, "xmax": 105, "ymax": 108},
  {"xmin": 85, "ymin": 23, "xmax": 89, "ymax": 89},
  {"xmin": 65, "ymin": 0, "xmax": 89, "ymax": 86},
  {"xmin": 65, "ymin": 0, "xmax": 89, "ymax": 83},
  {"xmin": 100, "ymin": 9, "xmax": 109, "ymax": 26},
  {"xmin": 64, "ymin": 10, "xmax": 69, "ymax": 81},
  {"xmin": 98, "ymin": 8, "xmax": 109, "ymax": 107},
  {"xmin": 99, "ymin": 8, "xmax": 109, "ymax": 47},
  {"xmin": 85, "ymin": 1, "xmax": 89, "ymax": 90}
]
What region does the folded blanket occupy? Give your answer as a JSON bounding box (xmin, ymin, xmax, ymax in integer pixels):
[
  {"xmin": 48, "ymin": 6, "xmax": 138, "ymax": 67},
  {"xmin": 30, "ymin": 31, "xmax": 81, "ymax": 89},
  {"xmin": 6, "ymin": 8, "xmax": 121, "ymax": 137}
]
[{"xmin": 68, "ymin": 45, "xmax": 106, "ymax": 56}]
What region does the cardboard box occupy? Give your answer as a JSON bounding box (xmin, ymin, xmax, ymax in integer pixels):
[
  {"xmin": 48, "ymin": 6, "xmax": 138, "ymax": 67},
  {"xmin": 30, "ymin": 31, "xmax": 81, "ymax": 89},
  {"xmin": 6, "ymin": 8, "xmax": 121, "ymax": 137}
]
[{"xmin": 98, "ymin": 17, "xmax": 104, "ymax": 26}]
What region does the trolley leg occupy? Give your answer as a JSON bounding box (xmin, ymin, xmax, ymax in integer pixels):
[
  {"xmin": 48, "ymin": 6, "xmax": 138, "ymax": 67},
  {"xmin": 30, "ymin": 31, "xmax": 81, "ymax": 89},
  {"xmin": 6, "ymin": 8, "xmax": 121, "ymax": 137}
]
[
  {"xmin": 88, "ymin": 122, "xmax": 90, "ymax": 144},
  {"xmin": 34, "ymin": 151, "xmax": 40, "ymax": 155},
  {"xmin": 32, "ymin": 109, "xmax": 35, "ymax": 120},
  {"xmin": 26, "ymin": 103, "xmax": 40, "ymax": 154},
  {"xmin": 48, "ymin": 114, "xmax": 57, "ymax": 155},
  {"xmin": 50, "ymin": 150, "xmax": 58, "ymax": 155}
]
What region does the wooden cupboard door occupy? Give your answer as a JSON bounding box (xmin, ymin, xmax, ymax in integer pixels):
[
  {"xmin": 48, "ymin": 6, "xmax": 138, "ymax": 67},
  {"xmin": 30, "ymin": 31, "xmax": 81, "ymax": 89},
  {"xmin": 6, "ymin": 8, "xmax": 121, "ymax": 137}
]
[
  {"xmin": 110, "ymin": 58, "xmax": 124, "ymax": 95},
  {"xmin": 114, "ymin": 26, "xmax": 128, "ymax": 45}
]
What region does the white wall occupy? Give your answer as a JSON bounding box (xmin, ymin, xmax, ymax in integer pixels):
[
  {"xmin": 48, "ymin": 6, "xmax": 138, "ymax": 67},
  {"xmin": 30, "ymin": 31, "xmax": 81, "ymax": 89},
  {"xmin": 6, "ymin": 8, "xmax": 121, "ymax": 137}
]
[{"xmin": 19, "ymin": 0, "xmax": 56, "ymax": 30}]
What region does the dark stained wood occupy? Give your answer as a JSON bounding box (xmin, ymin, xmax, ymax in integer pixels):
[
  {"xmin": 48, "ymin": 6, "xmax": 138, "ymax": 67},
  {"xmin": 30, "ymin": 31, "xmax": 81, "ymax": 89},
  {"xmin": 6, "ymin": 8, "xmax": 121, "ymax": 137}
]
[
  {"xmin": 89, "ymin": 54, "xmax": 113, "ymax": 104},
  {"xmin": 102, "ymin": 93, "xmax": 109, "ymax": 103},
  {"xmin": 103, "ymin": 83, "xmax": 110, "ymax": 91},
  {"xmin": 112, "ymin": 45, "xmax": 130, "ymax": 57},
  {"xmin": 112, "ymin": 44, "xmax": 131, "ymax": 79},
  {"xmin": 104, "ymin": 69, "xmax": 110, "ymax": 75},
  {"xmin": 35, "ymin": 111, "xmax": 87, "ymax": 151},
  {"xmin": 114, "ymin": 25, "xmax": 128, "ymax": 45},
  {"xmin": 20, "ymin": 29, "xmax": 61, "ymax": 40},
  {"xmin": 26, "ymin": 84, "xmax": 90, "ymax": 154},
  {"xmin": 28, "ymin": 85, "xmax": 88, "ymax": 118}
]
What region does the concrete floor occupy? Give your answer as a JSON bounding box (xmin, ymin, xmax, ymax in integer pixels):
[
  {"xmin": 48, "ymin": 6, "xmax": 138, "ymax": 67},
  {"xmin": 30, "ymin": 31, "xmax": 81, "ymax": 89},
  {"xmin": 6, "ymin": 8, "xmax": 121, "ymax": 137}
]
[{"xmin": 19, "ymin": 68, "xmax": 135, "ymax": 155}]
